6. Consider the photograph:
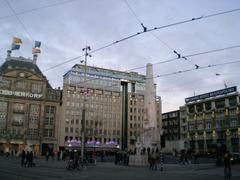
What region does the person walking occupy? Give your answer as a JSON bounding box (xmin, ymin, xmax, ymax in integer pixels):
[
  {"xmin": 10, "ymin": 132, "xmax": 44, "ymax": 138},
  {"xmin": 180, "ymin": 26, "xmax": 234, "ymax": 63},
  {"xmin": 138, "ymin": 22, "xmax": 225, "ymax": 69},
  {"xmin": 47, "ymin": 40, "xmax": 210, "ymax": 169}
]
[
  {"xmin": 148, "ymin": 153, "xmax": 153, "ymax": 170},
  {"xmin": 21, "ymin": 150, "xmax": 26, "ymax": 167},
  {"xmin": 25, "ymin": 151, "xmax": 30, "ymax": 167},
  {"xmin": 46, "ymin": 151, "xmax": 49, "ymax": 161},
  {"xmin": 224, "ymin": 151, "xmax": 231, "ymax": 180}
]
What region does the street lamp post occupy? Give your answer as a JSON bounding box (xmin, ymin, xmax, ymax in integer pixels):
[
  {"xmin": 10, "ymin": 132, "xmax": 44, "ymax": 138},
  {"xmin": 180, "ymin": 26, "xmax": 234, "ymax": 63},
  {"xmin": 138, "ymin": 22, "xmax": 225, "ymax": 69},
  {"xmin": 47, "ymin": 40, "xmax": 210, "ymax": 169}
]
[{"xmin": 81, "ymin": 46, "xmax": 91, "ymax": 161}]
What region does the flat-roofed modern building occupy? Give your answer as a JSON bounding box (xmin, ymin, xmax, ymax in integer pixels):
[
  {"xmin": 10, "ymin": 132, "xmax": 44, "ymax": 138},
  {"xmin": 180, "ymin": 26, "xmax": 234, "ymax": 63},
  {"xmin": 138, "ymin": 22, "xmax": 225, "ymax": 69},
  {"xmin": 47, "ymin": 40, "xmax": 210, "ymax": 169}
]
[
  {"xmin": 185, "ymin": 86, "xmax": 240, "ymax": 153},
  {"xmin": 58, "ymin": 64, "xmax": 162, "ymax": 151},
  {"xmin": 0, "ymin": 51, "xmax": 61, "ymax": 156}
]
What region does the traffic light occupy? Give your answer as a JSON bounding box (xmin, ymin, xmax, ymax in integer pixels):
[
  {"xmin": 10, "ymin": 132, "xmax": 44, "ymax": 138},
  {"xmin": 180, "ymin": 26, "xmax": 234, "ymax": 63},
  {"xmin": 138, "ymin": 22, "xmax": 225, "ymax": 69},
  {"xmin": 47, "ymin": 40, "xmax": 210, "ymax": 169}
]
[{"xmin": 161, "ymin": 134, "xmax": 165, "ymax": 149}]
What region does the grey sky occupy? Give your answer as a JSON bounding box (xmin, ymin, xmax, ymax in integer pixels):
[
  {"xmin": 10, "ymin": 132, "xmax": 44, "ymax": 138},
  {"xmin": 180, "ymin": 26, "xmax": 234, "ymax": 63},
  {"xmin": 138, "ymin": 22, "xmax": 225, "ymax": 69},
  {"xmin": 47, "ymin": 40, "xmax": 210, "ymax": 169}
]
[{"xmin": 0, "ymin": 0, "xmax": 240, "ymax": 112}]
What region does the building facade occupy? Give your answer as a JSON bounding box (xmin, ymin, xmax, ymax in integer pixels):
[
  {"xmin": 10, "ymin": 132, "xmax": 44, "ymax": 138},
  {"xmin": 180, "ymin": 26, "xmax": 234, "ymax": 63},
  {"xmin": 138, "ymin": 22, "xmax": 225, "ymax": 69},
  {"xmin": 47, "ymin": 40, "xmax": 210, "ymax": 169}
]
[
  {"xmin": 179, "ymin": 106, "xmax": 188, "ymax": 149},
  {"xmin": 0, "ymin": 52, "xmax": 61, "ymax": 156},
  {"xmin": 162, "ymin": 110, "xmax": 184, "ymax": 151},
  {"xmin": 58, "ymin": 64, "xmax": 162, "ymax": 151},
  {"xmin": 185, "ymin": 86, "xmax": 240, "ymax": 153}
]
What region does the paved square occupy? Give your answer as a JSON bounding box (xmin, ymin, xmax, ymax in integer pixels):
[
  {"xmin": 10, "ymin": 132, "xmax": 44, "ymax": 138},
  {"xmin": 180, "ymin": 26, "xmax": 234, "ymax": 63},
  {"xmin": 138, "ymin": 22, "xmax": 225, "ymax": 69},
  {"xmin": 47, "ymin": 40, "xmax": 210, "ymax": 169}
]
[{"xmin": 0, "ymin": 156, "xmax": 240, "ymax": 180}]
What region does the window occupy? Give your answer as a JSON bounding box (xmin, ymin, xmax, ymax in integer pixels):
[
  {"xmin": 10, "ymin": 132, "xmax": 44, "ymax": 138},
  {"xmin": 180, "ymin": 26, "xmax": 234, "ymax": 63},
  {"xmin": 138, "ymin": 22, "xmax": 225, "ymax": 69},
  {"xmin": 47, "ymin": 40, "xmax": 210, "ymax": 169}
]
[
  {"xmin": 13, "ymin": 103, "xmax": 24, "ymax": 113},
  {"xmin": 44, "ymin": 117, "xmax": 54, "ymax": 125},
  {"xmin": 0, "ymin": 79, "xmax": 10, "ymax": 89},
  {"xmin": 44, "ymin": 106, "xmax": 55, "ymax": 125},
  {"xmin": 27, "ymin": 128, "xmax": 38, "ymax": 136},
  {"xmin": 44, "ymin": 129, "xmax": 54, "ymax": 137},
  {"xmin": 12, "ymin": 114, "xmax": 24, "ymax": 126},
  {"xmin": 230, "ymin": 119, "xmax": 237, "ymax": 127},
  {"xmin": 29, "ymin": 104, "xmax": 40, "ymax": 124},
  {"xmin": 31, "ymin": 83, "xmax": 42, "ymax": 93},
  {"xmin": 205, "ymin": 122, "xmax": 212, "ymax": 129},
  {"xmin": 229, "ymin": 97, "xmax": 237, "ymax": 106},
  {"xmin": 16, "ymin": 81, "xmax": 26, "ymax": 90},
  {"xmin": 188, "ymin": 105, "xmax": 195, "ymax": 113},
  {"xmin": 45, "ymin": 106, "xmax": 55, "ymax": 114},
  {"xmin": 65, "ymin": 127, "xmax": 68, "ymax": 133},
  {"xmin": 196, "ymin": 104, "xmax": 203, "ymax": 112},
  {"xmin": 215, "ymin": 100, "xmax": 225, "ymax": 109},
  {"xmin": 0, "ymin": 101, "xmax": 8, "ymax": 125},
  {"xmin": 205, "ymin": 102, "xmax": 211, "ymax": 111}
]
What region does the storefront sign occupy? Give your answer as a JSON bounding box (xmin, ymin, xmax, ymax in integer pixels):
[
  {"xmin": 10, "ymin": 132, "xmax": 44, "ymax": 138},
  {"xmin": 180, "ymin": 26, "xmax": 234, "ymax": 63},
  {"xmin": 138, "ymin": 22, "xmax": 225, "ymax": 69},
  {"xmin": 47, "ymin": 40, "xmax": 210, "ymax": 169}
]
[
  {"xmin": 185, "ymin": 86, "xmax": 237, "ymax": 103},
  {"xmin": 0, "ymin": 89, "xmax": 43, "ymax": 99}
]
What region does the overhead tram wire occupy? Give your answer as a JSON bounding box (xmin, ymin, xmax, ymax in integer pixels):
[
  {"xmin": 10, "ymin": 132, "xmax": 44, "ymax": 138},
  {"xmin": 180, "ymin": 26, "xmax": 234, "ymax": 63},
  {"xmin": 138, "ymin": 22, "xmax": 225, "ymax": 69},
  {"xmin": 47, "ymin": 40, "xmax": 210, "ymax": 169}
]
[
  {"xmin": 39, "ymin": 7, "xmax": 240, "ymax": 73},
  {"xmin": 55, "ymin": 44, "xmax": 240, "ymax": 85},
  {"xmin": 123, "ymin": 0, "xmax": 184, "ymax": 58},
  {"xmin": 128, "ymin": 44, "xmax": 240, "ymax": 71},
  {"xmin": 70, "ymin": 59, "xmax": 240, "ymax": 96},
  {"xmin": 153, "ymin": 59, "xmax": 240, "ymax": 79},
  {"xmin": 4, "ymin": 43, "xmax": 240, "ymax": 85},
  {"xmin": 0, "ymin": 0, "xmax": 79, "ymax": 20},
  {"xmin": 5, "ymin": 0, "xmax": 34, "ymax": 41}
]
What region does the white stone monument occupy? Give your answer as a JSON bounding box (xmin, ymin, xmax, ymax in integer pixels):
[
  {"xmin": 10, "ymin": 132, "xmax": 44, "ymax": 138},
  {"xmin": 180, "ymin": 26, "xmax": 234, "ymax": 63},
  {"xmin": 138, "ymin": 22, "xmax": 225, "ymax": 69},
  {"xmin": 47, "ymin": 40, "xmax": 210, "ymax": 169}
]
[{"xmin": 129, "ymin": 63, "xmax": 161, "ymax": 166}]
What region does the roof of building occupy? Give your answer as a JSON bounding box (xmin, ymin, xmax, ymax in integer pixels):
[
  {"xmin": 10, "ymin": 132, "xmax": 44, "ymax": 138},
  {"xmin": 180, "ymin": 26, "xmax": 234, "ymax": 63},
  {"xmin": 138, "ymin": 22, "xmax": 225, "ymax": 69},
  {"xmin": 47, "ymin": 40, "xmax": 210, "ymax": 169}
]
[
  {"xmin": 0, "ymin": 57, "xmax": 52, "ymax": 88},
  {"xmin": 64, "ymin": 64, "xmax": 146, "ymax": 83}
]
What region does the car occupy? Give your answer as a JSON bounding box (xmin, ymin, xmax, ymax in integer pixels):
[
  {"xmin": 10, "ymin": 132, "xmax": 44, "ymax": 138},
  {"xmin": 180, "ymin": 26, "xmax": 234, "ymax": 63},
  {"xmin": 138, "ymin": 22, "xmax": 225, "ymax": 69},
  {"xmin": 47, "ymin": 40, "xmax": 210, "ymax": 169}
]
[{"xmin": 230, "ymin": 153, "xmax": 240, "ymax": 164}]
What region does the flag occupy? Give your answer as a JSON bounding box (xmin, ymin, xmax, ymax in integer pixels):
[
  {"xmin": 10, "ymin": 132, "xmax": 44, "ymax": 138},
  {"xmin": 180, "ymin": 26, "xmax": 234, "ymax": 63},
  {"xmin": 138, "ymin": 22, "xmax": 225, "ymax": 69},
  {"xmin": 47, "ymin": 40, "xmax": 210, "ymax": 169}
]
[
  {"xmin": 32, "ymin": 48, "xmax": 41, "ymax": 54},
  {"xmin": 34, "ymin": 41, "xmax": 41, "ymax": 48},
  {"xmin": 11, "ymin": 43, "xmax": 20, "ymax": 50},
  {"xmin": 13, "ymin": 37, "xmax": 22, "ymax": 44}
]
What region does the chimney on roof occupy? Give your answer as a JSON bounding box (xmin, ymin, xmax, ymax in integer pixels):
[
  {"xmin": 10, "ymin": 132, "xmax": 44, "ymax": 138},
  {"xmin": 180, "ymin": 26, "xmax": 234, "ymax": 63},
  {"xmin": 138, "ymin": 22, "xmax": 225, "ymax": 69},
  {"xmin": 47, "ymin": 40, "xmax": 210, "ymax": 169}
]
[
  {"xmin": 6, "ymin": 50, "xmax": 11, "ymax": 60},
  {"xmin": 33, "ymin": 54, "xmax": 38, "ymax": 64}
]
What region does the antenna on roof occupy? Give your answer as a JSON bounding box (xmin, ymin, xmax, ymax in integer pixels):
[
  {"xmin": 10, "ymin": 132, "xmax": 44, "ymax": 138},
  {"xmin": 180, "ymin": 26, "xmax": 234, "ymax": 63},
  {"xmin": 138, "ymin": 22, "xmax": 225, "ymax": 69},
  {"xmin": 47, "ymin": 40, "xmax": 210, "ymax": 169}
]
[{"xmin": 224, "ymin": 81, "xmax": 228, "ymax": 88}]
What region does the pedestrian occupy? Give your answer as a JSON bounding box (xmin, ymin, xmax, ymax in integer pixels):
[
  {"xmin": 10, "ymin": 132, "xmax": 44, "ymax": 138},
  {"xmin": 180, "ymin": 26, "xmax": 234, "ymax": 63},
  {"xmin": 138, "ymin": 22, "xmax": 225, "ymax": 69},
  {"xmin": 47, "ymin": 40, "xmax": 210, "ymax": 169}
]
[
  {"xmin": 224, "ymin": 151, "xmax": 231, "ymax": 180},
  {"xmin": 29, "ymin": 151, "xmax": 33, "ymax": 167},
  {"xmin": 57, "ymin": 151, "xmax": 61, "ymax": 161},
  {"xmin": 21, "ymin": 150, "xmax": 26, "ymax": 167},
  {"xmin": 25, "ymin": 151, "xmax": 30, "ymax": 167},
  {"xmin": 148, "ymin": 153, "xmax": 153, "ymax": 170},
  {"xmin": 60, "ymin": 150, "xmax": 63, "ymax": 161},
  {"xmin": 46, "ymin": 151, "xmax": 49, "ymax": 161}
]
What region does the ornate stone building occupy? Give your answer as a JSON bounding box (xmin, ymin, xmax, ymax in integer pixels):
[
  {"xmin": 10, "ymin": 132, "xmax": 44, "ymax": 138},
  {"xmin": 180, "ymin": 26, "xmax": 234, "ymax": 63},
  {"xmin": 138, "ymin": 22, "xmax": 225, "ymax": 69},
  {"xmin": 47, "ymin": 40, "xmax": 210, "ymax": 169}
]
[{"xmin": 0, "ymin": 51, "xmax": 61, "ymax": 156}]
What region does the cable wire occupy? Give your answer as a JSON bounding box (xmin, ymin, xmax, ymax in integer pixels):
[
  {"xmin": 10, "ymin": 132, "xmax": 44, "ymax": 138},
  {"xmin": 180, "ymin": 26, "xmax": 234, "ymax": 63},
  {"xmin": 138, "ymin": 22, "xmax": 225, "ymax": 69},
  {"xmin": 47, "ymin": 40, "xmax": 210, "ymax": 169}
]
[
  {"xmin": 5, "ymin": 0, "xmax": 34, "ymax": 41},
  {"xmin": 41, "ymin": 7, "xmax": 240, "ymax": 72},
  {"xmin": 0, "ymin": 0, "xmax": 79, "ymax": 20}
]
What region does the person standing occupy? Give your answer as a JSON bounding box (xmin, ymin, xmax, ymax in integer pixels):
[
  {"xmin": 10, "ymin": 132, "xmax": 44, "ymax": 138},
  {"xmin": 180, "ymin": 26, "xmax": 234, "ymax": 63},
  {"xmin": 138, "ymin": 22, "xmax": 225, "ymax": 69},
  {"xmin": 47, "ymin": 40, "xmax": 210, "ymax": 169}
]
[{"xmin": 224, "ymin": 151, "xmax": 231, "ymax": 180}]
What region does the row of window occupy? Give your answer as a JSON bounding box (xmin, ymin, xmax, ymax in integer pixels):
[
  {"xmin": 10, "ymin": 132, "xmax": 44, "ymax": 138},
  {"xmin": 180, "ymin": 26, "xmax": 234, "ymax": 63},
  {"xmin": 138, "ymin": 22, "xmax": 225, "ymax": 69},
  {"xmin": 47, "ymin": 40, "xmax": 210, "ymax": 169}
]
[
  {"xmin": 65, "ymin": 102, "xmax": 120, "ymax": 110},
  {"xmin": 188, "ymin": 97, "xmax": 239, "ymax": 113},
  {"xmin": 0, "ymin": 79, "xmax": 42, "ymax": 93},
  {"xmin": 0, "ymin": 101, "xmax": 55, "ymax": 126},
  {"xmin": 65, "ymin": 127, "xmax": 120, "ymax": 136},
  {"xmin": 188, "ymin": 119, "xmax": 238, "ymax": 131}
]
